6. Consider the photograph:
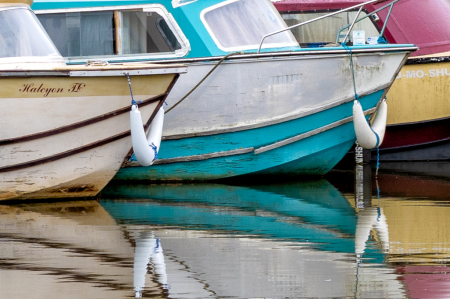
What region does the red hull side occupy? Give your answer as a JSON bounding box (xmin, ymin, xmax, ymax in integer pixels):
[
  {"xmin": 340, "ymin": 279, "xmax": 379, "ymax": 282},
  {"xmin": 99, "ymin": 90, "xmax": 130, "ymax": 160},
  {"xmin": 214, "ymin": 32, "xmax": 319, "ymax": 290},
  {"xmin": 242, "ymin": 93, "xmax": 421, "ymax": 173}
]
[{"xmin": 381, "ymin": 117, "xmax": 450, "ymax": 150}]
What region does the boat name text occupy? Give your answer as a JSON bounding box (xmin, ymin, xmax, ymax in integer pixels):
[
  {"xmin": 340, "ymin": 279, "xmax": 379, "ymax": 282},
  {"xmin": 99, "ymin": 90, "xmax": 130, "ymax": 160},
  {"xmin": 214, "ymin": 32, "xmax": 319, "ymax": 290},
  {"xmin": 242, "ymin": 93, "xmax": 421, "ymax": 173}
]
[
  {"xmin": 19, "ymin": 83, "xmax": 86, "ymax": 97},
  {"xmin": 396, "ymin": 68, "xmax": 450, "ymax": 79}
]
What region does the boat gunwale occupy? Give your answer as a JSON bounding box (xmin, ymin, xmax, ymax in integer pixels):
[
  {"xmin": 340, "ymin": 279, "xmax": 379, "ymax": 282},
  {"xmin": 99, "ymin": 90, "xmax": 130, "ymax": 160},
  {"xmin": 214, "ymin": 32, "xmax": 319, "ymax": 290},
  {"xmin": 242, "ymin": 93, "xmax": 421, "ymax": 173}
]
[
  {"xmin": 59, "ymin": 45, "xmax": 417, "ymax": 65},
  {"xmin": 0, "ymin": 66, "xmax": 186, "ymax": 77}
]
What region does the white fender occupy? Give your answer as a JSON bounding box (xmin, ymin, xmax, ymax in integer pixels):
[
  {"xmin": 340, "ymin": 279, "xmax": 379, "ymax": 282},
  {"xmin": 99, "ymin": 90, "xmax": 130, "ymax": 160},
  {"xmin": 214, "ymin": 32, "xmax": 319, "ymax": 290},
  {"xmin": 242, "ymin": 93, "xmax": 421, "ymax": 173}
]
[
  {"xmin": 353, "ymin": 99, "xmax": 387, "ymax": 149},
  {"xmin": 130, "ymin": 105, "xmax": 164, "ymax": 166},
  {"xmin": 133, "ymin": 233, "xmax": 168, "ymax": 298}
]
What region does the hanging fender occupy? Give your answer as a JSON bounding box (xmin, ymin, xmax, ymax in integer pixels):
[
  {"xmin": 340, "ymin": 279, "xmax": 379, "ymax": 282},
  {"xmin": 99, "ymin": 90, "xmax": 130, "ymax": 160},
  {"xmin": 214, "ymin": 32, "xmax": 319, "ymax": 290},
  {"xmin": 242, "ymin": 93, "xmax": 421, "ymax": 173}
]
[
  {"xmin": 353, "ymin": 99, "xmax": 387, "ymax": 149},
  {"xmin": 130, "ymin": 105, "xmax": 164, "ymax": 166}
]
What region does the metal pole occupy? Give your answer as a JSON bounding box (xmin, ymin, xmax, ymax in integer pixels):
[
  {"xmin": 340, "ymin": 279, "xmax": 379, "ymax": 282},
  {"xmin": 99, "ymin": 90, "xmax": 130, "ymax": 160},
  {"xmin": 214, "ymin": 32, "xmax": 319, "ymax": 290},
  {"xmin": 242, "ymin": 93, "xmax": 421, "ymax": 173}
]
[
  {"xmin": 257, "ymin": 0, "xmax": 395, "ymax": 53},
  {"xmin": 342, "ymin": 5, "xmax": 364, "ymax": 44}
]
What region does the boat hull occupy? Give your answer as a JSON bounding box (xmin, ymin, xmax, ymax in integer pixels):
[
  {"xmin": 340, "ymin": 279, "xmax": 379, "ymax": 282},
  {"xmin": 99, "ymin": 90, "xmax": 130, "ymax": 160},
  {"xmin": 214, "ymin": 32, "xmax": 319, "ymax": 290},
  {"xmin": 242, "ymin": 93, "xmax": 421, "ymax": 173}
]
[
  {"xmin": 374, "ymin": 58, "xmax": 450, "ymax": 161},
  {"xmin": 117, "ymin": 50, "xmax": 408, "ymax": 181},
  {"xmin": 0, "ymin": 73, "xmax": 178, "ymax": 200}
]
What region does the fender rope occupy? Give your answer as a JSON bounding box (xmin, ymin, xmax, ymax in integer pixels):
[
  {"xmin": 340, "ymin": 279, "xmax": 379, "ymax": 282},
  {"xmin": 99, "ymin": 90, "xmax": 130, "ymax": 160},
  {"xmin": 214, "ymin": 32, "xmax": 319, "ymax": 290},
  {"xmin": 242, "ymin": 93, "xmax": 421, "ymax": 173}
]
[
  {"xmin": 150, "ymin": 142, "xmax": 158, "ymax": 161},
  {"xmin": 165, "ymin": 52, "xmax": 242, "ymax": 114},
  {"xmin": 125, "ymin": 73, "xmax": 142, "ymax": 106}
]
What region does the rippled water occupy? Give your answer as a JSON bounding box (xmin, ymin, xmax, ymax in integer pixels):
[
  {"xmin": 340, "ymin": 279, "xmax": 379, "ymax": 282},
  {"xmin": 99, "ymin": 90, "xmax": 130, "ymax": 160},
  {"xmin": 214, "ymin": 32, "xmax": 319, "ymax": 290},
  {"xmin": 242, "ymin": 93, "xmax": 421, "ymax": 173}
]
[{"xmin": 1, "ymin": 162, "xmax": 450, "ymax": 298}]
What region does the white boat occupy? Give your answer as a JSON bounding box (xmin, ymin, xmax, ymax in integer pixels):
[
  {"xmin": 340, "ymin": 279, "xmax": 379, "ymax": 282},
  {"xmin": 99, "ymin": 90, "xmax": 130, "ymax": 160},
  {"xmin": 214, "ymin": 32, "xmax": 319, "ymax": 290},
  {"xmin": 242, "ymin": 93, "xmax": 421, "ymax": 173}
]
[{"xmin": 0, "ymin": 0, "xmax": 186, "ymax": 200}]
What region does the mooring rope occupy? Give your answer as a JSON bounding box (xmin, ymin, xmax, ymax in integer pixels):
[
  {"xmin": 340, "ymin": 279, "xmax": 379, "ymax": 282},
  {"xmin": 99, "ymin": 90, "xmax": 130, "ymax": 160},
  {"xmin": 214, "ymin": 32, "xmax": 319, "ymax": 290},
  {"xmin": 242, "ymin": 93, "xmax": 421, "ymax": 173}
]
[
  {"xmin": 377, "ymin": 36, "xmax": 388, "ymax": 44},
  {"xmin": 341, "ymin": 43, "xmax": 360, "ymax": 101},
  {"xmin": 164, "ymin": 52, "xmax": 241, "ymax": 114}
]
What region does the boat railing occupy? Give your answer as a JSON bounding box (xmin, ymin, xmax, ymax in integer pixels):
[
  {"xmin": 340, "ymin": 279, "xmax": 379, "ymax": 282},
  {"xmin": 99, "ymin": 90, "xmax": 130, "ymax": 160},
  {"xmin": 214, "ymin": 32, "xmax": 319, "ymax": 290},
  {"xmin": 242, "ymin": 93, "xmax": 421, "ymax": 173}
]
[
  {"xmin": 335, "ymin": 0, "xmax": 400, "ymax": 44},
  {"xmin": 258, "ymin": 0, "xmax": 401, "ymax": 53}
]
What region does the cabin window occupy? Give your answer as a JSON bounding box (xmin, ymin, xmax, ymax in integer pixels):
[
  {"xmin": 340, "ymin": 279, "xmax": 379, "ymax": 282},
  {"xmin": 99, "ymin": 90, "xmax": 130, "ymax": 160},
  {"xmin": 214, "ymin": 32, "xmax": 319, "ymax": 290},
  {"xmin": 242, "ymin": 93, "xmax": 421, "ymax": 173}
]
[
  {"xmin": 0, "ymin": 9, "xmax": 60, "ymax": 58},
  {"xmin": 202, "ymin": 0, "xmax": 298, "ymax": 51},
  {"xmin": 119, "ymin": 11, "xmax": 182, "ymax": 54},
  {"xmin": 37, "ymin": 12, "xmax": 115, "ymax": 57},
  {"xmin": 37, "ymin": 8, "xmax": 186, "ymax": 60},
  {"xmin": 281, "ymin": 11, "xmax": 380, "ymax": 46}
]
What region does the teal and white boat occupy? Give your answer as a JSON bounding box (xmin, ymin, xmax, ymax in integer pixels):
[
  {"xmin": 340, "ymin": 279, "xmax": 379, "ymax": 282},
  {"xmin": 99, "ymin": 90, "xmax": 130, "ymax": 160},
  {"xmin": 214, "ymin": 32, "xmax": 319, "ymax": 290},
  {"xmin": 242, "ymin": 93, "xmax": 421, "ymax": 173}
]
[{"xmin": 33, "ymin": 0, "xmax": 416, "ymax": 181}]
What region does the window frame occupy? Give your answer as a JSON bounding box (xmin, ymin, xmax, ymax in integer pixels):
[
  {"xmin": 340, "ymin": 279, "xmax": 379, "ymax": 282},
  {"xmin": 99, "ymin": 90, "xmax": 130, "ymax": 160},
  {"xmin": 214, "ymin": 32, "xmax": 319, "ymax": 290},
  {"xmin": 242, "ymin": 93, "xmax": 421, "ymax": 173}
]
[{"xmin": 35, "ymin": 4, "xmax": 190, "ymax": 63}]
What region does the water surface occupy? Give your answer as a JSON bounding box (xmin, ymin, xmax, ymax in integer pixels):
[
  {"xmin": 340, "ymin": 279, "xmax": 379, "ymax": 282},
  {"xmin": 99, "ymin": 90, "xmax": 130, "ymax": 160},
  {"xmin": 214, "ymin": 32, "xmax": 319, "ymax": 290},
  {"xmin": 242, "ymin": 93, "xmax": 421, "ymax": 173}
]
[{"xmin": 1, "ymin": 162, "xmax": 450, "ymax": 298}]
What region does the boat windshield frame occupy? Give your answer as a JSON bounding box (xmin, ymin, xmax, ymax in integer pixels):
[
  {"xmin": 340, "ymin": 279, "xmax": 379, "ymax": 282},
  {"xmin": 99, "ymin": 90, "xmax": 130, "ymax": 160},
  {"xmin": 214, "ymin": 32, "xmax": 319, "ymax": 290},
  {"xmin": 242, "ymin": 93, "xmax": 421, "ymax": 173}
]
[
  {"xmin": 34, "ymin": 4, "xmax": 190, "ymax": 63},
  {"xmin": 200, "ymin": 0, "xmax": 299, "ymax": 52},
  {"xmin": 0, "ymin": 5, "xmax": 62, "ymax": 62}
]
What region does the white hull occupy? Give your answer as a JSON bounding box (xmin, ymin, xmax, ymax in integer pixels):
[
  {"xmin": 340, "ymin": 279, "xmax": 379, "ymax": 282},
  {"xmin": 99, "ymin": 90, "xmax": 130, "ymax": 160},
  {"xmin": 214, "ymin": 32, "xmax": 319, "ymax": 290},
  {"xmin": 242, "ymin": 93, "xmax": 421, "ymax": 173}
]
[
  {"xmin": 163, "ymin": 52, "xmax": 407, "ymax": 138},
  {"xmin": 0, "ymin": 70, "xmax": 181, "ymax": 200}
]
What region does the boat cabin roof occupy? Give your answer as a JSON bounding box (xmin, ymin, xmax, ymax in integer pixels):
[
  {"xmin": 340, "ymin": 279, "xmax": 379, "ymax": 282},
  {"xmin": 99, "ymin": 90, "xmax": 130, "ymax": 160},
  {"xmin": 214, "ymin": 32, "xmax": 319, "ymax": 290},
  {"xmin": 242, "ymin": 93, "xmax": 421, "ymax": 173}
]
[{"xmin": 273, "ymin": 0, "xmax": 450, "ymax": 57}]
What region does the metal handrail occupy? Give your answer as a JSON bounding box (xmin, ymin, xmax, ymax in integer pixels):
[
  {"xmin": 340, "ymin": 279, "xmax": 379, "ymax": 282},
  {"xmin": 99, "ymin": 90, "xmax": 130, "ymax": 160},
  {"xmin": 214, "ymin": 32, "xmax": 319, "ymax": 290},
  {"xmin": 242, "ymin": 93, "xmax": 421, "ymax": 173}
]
[
  {"xmin": 335, "ymin": 0, "xmax": 400, "ymax": 43},
  {"xmin": 258, "ymin": 0, "xmax": 401, "ymax": 53}
]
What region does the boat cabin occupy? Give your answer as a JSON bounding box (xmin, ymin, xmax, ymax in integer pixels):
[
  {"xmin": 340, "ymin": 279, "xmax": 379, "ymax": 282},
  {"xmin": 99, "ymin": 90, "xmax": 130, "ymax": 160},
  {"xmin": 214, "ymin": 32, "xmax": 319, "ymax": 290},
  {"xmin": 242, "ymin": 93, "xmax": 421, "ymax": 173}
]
[{"xmin": 32, "ymin": 0, "xmax": 300, "ymax": 63}]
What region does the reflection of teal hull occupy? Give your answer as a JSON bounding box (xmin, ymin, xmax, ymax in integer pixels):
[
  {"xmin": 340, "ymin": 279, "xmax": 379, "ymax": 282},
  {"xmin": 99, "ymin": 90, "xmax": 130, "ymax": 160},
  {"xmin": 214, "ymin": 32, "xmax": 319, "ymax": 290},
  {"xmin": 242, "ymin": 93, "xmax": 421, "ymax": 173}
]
[
  {"xmin": 115, "ymin": 91, "xmax": 382, "ymax": 181},
  {"xmin": 101, "ymin": 180, "xmax": 359, "ymax": 253}
]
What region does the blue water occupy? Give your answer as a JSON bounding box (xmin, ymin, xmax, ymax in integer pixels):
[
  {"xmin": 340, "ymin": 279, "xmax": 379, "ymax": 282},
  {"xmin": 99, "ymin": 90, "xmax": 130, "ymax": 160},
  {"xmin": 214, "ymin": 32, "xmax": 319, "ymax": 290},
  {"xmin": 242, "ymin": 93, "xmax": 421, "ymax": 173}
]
[{"xmin": 1, "ymin": 162, "xmax": 450, "ymax": 298}]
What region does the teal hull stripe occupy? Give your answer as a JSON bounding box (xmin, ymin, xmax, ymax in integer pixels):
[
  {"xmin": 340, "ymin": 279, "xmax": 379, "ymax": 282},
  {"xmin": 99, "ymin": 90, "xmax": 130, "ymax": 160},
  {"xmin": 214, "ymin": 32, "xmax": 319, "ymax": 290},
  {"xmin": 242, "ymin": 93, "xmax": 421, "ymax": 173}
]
[
  {"xmin": 159, "ymin": 90, "xmax": 383, "ymax": 160},
  {"xmin": 102, "ymin": 200, "xmax": 356, "ymax": 253}
]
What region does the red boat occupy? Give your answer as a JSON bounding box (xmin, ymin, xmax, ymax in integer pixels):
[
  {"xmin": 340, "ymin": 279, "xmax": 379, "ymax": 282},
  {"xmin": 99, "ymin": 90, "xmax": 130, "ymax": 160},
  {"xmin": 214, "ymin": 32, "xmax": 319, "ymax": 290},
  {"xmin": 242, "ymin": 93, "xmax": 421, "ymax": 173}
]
[{"xmin": 274, "ymin": 0, "xmax": 450, "ymax": 161}]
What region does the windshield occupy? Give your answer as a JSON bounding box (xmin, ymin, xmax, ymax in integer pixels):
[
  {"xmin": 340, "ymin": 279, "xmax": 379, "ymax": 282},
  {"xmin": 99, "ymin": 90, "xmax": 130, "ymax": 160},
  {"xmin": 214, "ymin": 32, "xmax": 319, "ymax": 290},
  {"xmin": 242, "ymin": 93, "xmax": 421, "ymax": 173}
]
[
  {"xmin": 202, "ymin": 0, "xmax": 298, "ymax": 51},
  {"xmin": 0, "ymin": 8, "xmax": 61, "ymax": 58}
]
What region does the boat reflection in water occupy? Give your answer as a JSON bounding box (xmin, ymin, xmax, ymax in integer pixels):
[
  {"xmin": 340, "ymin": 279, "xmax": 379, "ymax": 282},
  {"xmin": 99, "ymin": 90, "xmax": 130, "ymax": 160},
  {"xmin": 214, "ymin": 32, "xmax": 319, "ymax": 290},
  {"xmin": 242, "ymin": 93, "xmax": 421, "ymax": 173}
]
[
  {"xmin": 1, "ymin": 167, "xmax": 449, "ymax": 298},
  {"xmin": 330, "ymin": 162, "xmax": 450, "ymax": 299},
  {"xmin": 0, "ymin": 200, "xmax": 135, "ymax": 298},
  {"xmin": 101, "ymin": 179, "xmax": 402, "ymax": 298},
  {"xmin": 375, "ymin": 162, "xmax": 450, "ymax": 299}
]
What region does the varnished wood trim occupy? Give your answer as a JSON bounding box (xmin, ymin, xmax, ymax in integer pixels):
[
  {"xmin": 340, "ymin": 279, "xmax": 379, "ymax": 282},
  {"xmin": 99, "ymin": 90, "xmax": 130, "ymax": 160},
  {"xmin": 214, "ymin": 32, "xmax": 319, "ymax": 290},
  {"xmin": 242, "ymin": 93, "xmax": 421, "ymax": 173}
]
[
  {"xmin": 0, "ymin": 93, "xmax": 166, "ymax": 146},
  {"xmin": 0, "ymin": 131, "xmax": 130, "ymax": 173},
  {"xmin": 254, "ymin": 107, "xmax": 377, "ymax": 155}
]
